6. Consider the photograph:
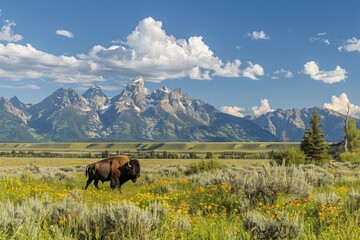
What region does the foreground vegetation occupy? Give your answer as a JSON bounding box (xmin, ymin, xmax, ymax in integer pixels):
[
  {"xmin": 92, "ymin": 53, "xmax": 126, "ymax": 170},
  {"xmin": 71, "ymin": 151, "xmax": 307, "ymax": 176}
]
[{"xmin": 0, "ymin": 157, "xmax": 359, "ymax": 239}]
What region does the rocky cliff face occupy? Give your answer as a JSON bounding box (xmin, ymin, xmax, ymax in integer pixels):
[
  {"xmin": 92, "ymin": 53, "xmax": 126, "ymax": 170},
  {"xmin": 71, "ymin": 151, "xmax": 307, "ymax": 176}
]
[
  {"xmin": 0, "ymin": 76, "xmax": 277, "ymax": 142},
  {"xmin": 246, "ymin": 107, "xmax": 355, "ymax": 142},
  {"xmin": 82, "ymin": 85, "xmax": 110, "ymax": 111},
  {"xmin": 100, "ymin": 77, "xmax": 275, "ymax": 141}
]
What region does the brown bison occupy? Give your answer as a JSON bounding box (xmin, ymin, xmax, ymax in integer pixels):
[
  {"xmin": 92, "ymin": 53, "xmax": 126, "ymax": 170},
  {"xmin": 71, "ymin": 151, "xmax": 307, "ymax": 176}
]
[{"xmin": 84, "ymin": 156, "xmax": 140, "ymax": 191}]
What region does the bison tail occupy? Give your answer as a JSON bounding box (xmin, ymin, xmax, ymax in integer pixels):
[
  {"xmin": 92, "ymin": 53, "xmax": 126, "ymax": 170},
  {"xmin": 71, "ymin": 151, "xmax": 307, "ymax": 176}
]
[{"xmin": 85, "ymin": 165, "xmax": 90, "ymax": 177}]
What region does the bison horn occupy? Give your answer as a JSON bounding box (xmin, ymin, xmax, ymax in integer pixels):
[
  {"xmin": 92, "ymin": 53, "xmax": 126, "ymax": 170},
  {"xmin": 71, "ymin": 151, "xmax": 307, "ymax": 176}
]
[{"xmin": 127, "ymin": 162, "xmax": 132, "ymax": 168}]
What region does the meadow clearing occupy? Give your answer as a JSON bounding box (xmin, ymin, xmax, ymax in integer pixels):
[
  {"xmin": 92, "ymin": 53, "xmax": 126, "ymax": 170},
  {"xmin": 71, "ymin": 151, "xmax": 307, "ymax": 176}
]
[{"xmin": 0, "ymin": 155, "xmax": 359, "ymax": 239}]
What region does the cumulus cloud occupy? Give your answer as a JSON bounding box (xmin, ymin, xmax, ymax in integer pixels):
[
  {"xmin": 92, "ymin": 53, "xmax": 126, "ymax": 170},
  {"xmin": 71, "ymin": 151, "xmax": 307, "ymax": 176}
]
[
  {"xmin": 247, "ymin": 31, "xmax": 270, "ymax": 40},
  {"xmin": 188, "ymin": 67, "xmax": 211, "ymax": 80},
  {"xmin": 310, "ymin": 32, "xmax": 330, "ymax": 45},
  {"xmin": 338, "ymin": 37, "xmax": 360, "ymax": 52},
  {"xmin": 0, "ymin": 20, "xmax": 23, "ymax": 42},
  {"xmin": 0, "ymin": 43, "xmax": 103, "ymax": 82},
  {"xmin": 0, "ymin": 17, "xmax": 264, "ymax": 84},
  {"xmin": 220, "ymin": 106, "xmax": 246, "ymax": 117},
  {"xmin": 252, "ymin": 99, "xmax": 274, "ymax": 116},
  {"xmin": 324, "ymin": 93, "xmax": 360, "ymax": 118},
  {"xmin": 303, "ymin": 61, "xmax": 347, "ymax": 84},
  {"xmin": 272, "ymin": 68, "xmax": 293, "ymax": 79},
  {"xmin": 56, "ymin": 29, "xmax": 74, "ymax": 38},
  {"xmin": 83, "ymin": 17, "xmax": 258, "ymax": 82},
  {"xmin": 241, "ymin": 62, "xmax": 264, "ymax": 80}
]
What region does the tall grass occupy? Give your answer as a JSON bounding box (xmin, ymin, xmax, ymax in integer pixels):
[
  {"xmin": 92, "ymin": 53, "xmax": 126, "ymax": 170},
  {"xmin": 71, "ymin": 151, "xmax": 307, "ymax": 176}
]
[{"xmin": 0, "ymin": 158, "xmax": 360, "ymax": 239}]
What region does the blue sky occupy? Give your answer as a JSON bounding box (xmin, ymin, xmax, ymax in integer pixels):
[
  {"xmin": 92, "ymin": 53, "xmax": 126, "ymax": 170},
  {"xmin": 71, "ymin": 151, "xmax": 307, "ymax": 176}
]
[{"xmin": 0, "ymin": 1, "xmax": 360, "ymax": 117}]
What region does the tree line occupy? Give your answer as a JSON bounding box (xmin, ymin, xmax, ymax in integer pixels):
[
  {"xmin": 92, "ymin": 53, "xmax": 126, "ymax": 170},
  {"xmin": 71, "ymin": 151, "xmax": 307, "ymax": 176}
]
[
  {"xmin": 273, "ymin": 107, "xmax": 360, "ymax": 166},
  {"xmin": 1, "ymin": 107, "xmax": 358, "ymax": 164}
]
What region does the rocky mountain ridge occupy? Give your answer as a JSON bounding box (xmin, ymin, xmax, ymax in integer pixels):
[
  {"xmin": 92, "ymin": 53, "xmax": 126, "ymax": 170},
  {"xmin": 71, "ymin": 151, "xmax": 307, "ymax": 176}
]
[
  {"xmin": 246, "ymin": 107, "xmax": 358, "ymax": 142},
  {"xmin": 0, "ymin": 77, "xmax": 276, "ymax": 142}
]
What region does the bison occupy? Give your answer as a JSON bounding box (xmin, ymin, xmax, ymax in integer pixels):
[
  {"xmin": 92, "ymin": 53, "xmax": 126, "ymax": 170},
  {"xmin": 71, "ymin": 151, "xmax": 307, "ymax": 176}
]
[{"xmin": 84, "ymin": 156, "xmax": 140, "ymax": 191}]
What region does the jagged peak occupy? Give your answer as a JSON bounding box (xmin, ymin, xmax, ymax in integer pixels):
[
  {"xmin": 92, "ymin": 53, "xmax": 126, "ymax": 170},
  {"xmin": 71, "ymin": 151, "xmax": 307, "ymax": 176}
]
[
  {"xmin": 122, "ymin": 76, "xmax": 149, "ymax": 96},
  {"xmin": 83, "ymin": 85, "xmax": 107, "ymax": 98},
  {"xmin": 10, "ymin": 96, "xmax": 20, "ymax": 101},
  {"xmin": 159, "ymin": 86, "xmax": 171, "ymax": 94},
  {"xmin": 130, "ymin": 76, "xmax": 144, "ymax": 85}
]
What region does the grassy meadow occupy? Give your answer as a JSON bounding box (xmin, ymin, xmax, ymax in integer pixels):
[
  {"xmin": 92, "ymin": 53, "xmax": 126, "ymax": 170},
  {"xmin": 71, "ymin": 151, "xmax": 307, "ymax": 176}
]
[
  {"xmin": 0, "ymin": 142, "xmax": 299, "ymax": 154},
  {"xmin": 0, "ymin": 145, "xmax": 360, "ymax": 239}
]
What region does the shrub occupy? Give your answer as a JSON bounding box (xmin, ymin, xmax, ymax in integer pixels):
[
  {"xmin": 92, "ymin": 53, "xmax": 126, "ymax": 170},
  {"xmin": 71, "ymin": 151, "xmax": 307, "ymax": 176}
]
[
  {"xmin": 0, "ymin": 197, "xmax": 50, "ymax": 237},
  {"xmin": 339, "ymin": 152, "xmax": 360, "ymax": 163},
  {"xmin": 301, "ymin": 164, "xmax": 333, "ymax": 187},
  {"xmin": 244, "ymin": 164, "xmax": 312, "ymax": 204},
  {"xmin": 48, "ymin": 197, "xmax": 88, "ymax": 235},
  {"xmin": 206, "ymin": 152, "xmax": 214, "ymax": 159},
  {"xmin": 188, "ymin": 168, "xmax": 244, "ymax": 191},
  {"xmin": 101, "ymin": 203, "xmax": 158, "ymax": 239},
  {"xmin": 272, "ymin": 148, "xmax": 306, "ymax": 166},
  {"xmin": 244, "ymin": 211, "xmax": 304, "ymax": 240},
  {"xmin": 316, "ymin": 192, "xmax": 340, "ymax": 206},
  {"xmin": 345, "ymin": 191, "xmax": 360, "ymax": 214},
  {"xmin": 185, "ymin": 159, "xmax": 223, "ymax": 175}
]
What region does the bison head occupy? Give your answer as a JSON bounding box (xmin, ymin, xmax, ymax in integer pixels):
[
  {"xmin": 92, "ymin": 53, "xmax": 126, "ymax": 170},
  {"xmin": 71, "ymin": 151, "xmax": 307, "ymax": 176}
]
[{"xmin": 124, "ymin": 160, "xmax": 140, "ymax": 183}]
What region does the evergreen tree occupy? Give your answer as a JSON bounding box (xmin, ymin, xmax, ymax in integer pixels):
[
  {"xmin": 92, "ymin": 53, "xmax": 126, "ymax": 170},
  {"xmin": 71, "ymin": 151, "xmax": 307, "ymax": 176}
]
[{"xmin": 300, "ymin": 107, "xmax": 329, "ymax": 165}]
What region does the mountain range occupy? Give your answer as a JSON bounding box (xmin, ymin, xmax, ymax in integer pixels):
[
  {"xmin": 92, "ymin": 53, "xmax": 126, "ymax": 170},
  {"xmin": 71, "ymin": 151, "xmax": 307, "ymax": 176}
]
[{"xmin": 0, "ymin": 76, "xmax": 355, "ymax": 142}]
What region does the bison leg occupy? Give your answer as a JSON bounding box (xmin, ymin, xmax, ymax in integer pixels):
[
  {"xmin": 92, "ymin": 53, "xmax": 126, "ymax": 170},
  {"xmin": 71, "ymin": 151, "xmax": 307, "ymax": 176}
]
[
  {"xmin": 110, "ymin": 177, "xmax": 120, "ymax": 190},
  {"xmin": 110, "ymin": 178, "xmax": 116, "ymax": 189},
  {"xmin": 84, "ymin": 178, "xmax": 93, "ymax": 190},
  {"xmin": 94, "ymin": 179, "xmax": 100, "ymax": 189}
]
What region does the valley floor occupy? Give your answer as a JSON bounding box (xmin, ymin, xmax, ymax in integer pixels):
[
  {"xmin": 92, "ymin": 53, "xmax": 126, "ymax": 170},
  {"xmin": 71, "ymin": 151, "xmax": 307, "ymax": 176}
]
[{"xmin": 0, "ymin": 157, "xmax": 359, "ymax": 239}]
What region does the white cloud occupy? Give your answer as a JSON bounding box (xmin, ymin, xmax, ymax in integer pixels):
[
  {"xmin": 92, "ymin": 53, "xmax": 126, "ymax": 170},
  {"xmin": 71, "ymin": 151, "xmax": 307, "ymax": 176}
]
[
  {"xmin": 242, "ymin": 61, "xmax": 264, "ymax": 80},
  {"xmin": 0, "ymin": 43, "xmax": 102, "ymax": 83},
  {"xmin": 252, "ymin": 99, "xmax": 274, "ymax": 116},
  {"xmin": 0, "ymin": 17, "xmax": 263, "ymax": 84},
  {"xmin": 0, "ymin": 20, "xmax": 23, "ymax": 42},
  {"xmin": 24, "ymin": 83, "xmax": 40, "ymax": 89},
  {"xmin": 0, "ymin": 83, "xmax": 40, "ymax": 89},
  {"xmin": 304, "ymin": 61, "xmax": 347, "ymax": 84},
  {"xmin": 188, "ymin": 67, "xmax": 211, "ymax": 80},
  {"xmin": 213, "ymin": 59, "xmax": 241, "ymax": 77},
  {"xmin": 247, "ymin": 31, "xmax": 270, "ymax": 40},
  {"xmin": 82, "ymin": 17, "xmax": 263, "ymax": 82},
  {"xmin": 272, "ymin": 68, "xmax": 293, "ymax": 79},
  {"xmin": 310, "ymin": 32, "xmax": 330, "ymax": 45},
  {"xmin": 324, "ymin": 93, "xmax": 360, "ymax": 118},
  {"xmin": 220, "ymin": 106, "xmax": 246, "ymax": 118},
  {"xmin": 338, "ymin": 37, "xmax": 360, "ymax": 52},
  {"xmin": 56, "ymin": 29, "xmax": 74, "ymax": 38},
  {"xmin": 87, "ymin": 17, "xmax": 246, "ymax": 81}
]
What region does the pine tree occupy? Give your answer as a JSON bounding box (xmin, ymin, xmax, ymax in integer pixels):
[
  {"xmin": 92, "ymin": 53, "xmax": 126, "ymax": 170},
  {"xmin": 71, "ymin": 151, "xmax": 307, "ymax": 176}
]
[{"xmin": 300, "ymin": 107, "xmax": 329, "ymax": 165}]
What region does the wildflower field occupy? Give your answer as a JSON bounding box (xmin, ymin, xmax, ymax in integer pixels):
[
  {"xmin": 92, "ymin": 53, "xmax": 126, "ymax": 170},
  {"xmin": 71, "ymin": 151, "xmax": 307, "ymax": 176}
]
[{"xmin": 0, "ymin": 157, "xmax": 359, "ymax": 239}]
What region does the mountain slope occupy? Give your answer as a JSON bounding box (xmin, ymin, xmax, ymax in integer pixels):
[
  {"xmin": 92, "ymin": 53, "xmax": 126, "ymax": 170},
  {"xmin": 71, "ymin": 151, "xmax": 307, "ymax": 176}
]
[
  {"xmin": 82, "ymin": 85, "xmax": 110, "ymax": 111},
  {"xmin": 246, "ymin": 107, "xmax": 357, "ymax": 142},
  {"xmin": 0, "ymin": 97, "xmax": 36, "ymax": 142},
  {"xmin": 4, "ymin": 76, "xmax": 354, "ymax": 143},
  {"xmin": 101, "ymin": 77, "xmax": 276, "ymax": 141},
  {"xmin": 28, "ymin": 88, "xmax": 102, "ymax": 141}
]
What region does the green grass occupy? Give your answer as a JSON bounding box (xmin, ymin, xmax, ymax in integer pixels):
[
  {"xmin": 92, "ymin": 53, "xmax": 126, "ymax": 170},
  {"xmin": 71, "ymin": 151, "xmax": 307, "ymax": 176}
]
[
  {"xmin": 0, "ymin": 157, "xmax": 360, "ymax": 239},
  {"xmin": 0, "ymin": 142, "xmax": 300, "ymax": 154}
]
